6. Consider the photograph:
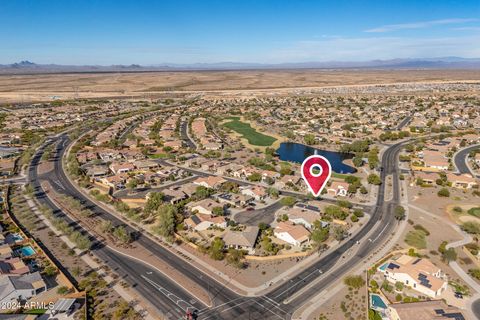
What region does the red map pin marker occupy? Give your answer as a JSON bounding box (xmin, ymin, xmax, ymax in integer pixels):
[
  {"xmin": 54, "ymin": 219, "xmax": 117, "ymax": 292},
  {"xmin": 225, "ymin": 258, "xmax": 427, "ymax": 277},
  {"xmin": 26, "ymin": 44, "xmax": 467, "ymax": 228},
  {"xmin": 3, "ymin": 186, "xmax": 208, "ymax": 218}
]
[{"xmin": 301, "ymin": 155, "xmax": 332, "ymax": 197}]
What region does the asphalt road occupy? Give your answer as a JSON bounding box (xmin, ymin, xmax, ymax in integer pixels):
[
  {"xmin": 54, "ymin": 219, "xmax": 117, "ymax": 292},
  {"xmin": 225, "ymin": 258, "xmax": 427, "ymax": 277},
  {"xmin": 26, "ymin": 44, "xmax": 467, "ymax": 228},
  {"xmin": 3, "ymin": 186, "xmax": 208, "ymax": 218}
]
[
  {"xmin": 396, "ymin": 116, "xmax": 412, "ymax": 130},
  {"xmin": 472, "ymin": 299, "xmax": 480, "ymax": 319},
  {"xmin": 453, "ymin": 144, "xmax": 480, "ymax": 176},
  {"xmin": 29, "ymin": 138, "xmax": 206, "ymax": 319},
  {"xmin": 233, "ymin": 200, "xmax": 284, "ymax": 226},
  {"xmin": 180, "ymin": 120, "xmax": 196, "ymax": 149},
  {"xmin": 32, "ymin": 133, "xmax": 406, "ymax": 319}
]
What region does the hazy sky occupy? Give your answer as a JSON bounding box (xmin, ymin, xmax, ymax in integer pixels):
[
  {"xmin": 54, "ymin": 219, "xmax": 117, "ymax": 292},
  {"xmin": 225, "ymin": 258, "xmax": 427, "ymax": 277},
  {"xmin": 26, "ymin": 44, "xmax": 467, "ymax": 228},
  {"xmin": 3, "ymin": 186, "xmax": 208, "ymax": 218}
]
[{"xmin": 1, "ymin": 0, "xmax": 479, "ymax": 64}]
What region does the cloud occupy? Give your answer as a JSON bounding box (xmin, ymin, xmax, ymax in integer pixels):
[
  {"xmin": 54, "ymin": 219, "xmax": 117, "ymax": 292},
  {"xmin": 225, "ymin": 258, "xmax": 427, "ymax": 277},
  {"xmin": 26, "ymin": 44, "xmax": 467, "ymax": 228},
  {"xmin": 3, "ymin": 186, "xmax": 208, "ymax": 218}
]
[
  {"xmin": 265, "ymin": 35, "xmax": 480, "ymax": 62},
  {"xmin": 453, "ymin": 26, "xmax": 480, "ymax": 31},
  {"xmin": 365, "ymin": 18, "xmax": 477, "ymax": 33}
]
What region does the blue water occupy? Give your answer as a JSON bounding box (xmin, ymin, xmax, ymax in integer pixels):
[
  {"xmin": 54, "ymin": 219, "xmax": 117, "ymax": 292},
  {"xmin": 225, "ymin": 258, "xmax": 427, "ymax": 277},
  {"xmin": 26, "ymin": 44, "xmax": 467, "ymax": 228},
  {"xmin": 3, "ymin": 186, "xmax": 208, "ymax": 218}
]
[
  {"xmin": 378, "ymin": 263, "xmax": 388, "ymax": 271},
  {"xmin": 371, "ymin": 294, "xmax": 388, "ymax": 310},
  {"xmin": 12, "ymin": 233, "xmax": 23, "ymax": 241},
  {"xmin": 18, "ymin": 246, "xmax": 36, "ymax": 257},
  {"xmin": 276, "ymin": 143, "xmax": 356, "ymax": 174}
]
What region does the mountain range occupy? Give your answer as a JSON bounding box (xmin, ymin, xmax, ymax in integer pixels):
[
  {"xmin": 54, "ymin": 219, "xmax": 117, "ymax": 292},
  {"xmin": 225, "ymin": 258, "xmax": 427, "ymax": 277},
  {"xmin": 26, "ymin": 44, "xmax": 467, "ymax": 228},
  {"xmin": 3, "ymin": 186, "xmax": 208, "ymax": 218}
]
[{"xmin": 1, "ymin": 57, "xmax": 480, "ymax": 74}]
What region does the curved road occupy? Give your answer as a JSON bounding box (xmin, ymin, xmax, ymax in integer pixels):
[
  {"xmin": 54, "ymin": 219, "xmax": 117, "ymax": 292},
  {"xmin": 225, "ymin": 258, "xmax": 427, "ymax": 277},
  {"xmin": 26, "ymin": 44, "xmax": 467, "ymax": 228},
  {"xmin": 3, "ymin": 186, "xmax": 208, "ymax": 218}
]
[
  {"xmin": 453, "ymin": 144, "xmax": 480, "ymax": 176},
  {"xmin": 32, "ymin": 134, "xmax": 406, "ymax": 319}
]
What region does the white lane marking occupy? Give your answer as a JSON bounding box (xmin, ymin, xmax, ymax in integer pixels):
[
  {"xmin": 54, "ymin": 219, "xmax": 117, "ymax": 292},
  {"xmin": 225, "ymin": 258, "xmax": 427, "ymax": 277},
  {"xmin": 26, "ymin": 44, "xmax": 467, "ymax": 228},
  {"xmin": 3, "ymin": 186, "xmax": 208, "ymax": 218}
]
[{"xmin": 141, "ymin": 275, "xmax": 195, "ymax": 312}]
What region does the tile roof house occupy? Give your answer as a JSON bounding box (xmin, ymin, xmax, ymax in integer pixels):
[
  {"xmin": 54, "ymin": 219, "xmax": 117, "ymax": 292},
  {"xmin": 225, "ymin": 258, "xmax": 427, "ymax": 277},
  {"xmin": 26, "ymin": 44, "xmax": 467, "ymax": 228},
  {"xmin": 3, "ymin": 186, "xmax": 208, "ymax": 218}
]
[
  {"xmin": 446, "ymin": 173, "xmax": 478, "ymax": 189},
  {"xmin": 240, "ymin": 186, "xmax": 267, "ymax": 201},
  {"xmin": 0, "ymin": 272, "xmax": 46, "ymax": 304},
  {"xmin": 274, "ymin": 221, "xmax": 310, "ymax": 247},
  {"xmin": 379, "ymin": 255, "xmax": 447, "ymax": 298},
  {"xmin": 193, "ymin": 176, "xmax": 227, "ymax": 189},
  {"xmin": 327, "ymin": 181, "xmax": 349, "ymax": 197},
  {"xmin": 109, "ymin": 162, "xmax": 135, "ymax": 175},
  {"xmin": 223, "ymin": 226, "xmax": 259, "ymax": 254},
  {"xmin": 184, "ymin": 214, "xmax": 227, "ymax": 231},
  {"xmin": 388, "ymin": 300, "xmax": 465, "ymax": 320},
  {"xmin": 0, "ymin": 258, "xmax": 30, "ymax": 275},
  {"xmin": 186, "ymin": 199, "xmax": 224, "ymax": 216}
]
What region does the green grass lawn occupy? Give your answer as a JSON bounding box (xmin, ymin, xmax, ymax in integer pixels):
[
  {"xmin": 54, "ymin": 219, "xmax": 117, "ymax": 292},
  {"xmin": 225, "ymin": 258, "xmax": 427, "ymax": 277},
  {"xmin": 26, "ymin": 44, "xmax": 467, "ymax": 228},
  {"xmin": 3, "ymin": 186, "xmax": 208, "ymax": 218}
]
[{"xmin": 223, "ymin": 117, "xmax": 276, "ymax": 146}]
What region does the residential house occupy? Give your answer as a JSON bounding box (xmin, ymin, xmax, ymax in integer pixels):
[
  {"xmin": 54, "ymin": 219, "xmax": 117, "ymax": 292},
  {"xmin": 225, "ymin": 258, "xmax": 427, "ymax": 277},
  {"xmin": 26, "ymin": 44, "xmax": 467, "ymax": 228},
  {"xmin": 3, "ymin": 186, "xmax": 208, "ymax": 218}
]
[
  {"xmin": 275, "ymin": 175, "xmax": 302, "ymax": 189},
  {"xmin": 422, "ymin": 150, "xmax": 449, "ymax": 171},
  {"xmin": 186, "ymin": 199, "xmax": 224, "ymax": 216},
  {"xmin": 193, "ymin": 176, "xmax": 226, "ymax": 189},
  {"xmin": 274, "ymin": 221, "xmax": 310, "ymax": 247},
  {"xmin": 240, "ymin": 186, "xmax": 267, "ymax": 201},
  {"xmin": 327, "ymin": 181, "xmax": 349, "ymax": 197},
  {"xmin": 184, "ymin": 214, "xmax": 227, "ymax": 231},
  {"xmin": 223, "ymin": 226, "xmax": 259, "ymax": 254},
  {"xmin": 379, "ymin": 255, "xmax": 447, "ymax": 298},
  {"xmin": 162, "ymin": 189, "xmax": 188, "ymax": 204},
  {"xmin": 0, "ymin": 272, "xmax": 47, "ymax": 304},
  {"xmin": 447, "ymin": 173, "xmax": 478, "ymax": 189},
  {"xmin": 109, "ymin": 162, "xmax": 135, "ymax": 175},
  {"xmin": 388, "ymin": 300, "xmax": 466, "ymax": 320},
  {"xmin": 0, "ymin": 258, "xmax": 30, "ymax": 275},
  {"xmin": 215, "ymin": 193, "xmax": 253, "ymax": 207}
]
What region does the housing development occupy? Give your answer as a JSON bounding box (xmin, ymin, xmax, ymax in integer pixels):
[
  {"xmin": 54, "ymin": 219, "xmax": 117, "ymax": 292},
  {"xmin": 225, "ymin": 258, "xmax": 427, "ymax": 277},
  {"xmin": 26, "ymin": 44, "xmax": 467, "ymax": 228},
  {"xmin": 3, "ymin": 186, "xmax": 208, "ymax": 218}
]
[
  {"xmin": 0, "ymin": 76, "xmax": 479, "ymax": 320},
  {"xmin": 3, "ymin": 1, "xmax": 480, "ymax": 319}
]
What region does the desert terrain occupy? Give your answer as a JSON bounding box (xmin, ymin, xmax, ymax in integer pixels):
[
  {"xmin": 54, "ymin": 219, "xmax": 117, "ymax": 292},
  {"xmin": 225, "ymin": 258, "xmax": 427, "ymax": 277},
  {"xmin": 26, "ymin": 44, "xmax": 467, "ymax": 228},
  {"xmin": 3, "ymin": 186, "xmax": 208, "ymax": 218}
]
[{"xmin": 1, "ymin": 69, "xmax": 480, "ymax": 103}]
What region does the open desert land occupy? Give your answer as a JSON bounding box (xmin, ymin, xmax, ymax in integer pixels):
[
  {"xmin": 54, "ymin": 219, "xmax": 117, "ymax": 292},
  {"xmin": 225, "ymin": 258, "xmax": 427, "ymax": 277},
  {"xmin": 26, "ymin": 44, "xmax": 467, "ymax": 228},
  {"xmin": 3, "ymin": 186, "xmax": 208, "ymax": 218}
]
[{"xmin": 1, "ymin": 69, "xmax": 480, "ymax": 103}]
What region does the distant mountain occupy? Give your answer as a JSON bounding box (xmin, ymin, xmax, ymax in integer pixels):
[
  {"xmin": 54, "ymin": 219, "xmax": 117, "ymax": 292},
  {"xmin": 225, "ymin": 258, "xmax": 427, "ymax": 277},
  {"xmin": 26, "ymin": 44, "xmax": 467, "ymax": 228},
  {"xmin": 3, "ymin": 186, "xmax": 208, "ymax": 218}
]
[{"xmin": 1, "ymin": 57, "xmax": 479, "ymax": 74}]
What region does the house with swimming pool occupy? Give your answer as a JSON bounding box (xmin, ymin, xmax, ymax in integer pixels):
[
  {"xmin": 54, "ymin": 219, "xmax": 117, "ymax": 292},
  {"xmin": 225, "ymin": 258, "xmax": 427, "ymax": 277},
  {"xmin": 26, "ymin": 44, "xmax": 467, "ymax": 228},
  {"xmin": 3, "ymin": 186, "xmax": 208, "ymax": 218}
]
[{"xmin": 378, "ymin": 254, "xmax": 447, "ymax": 298}]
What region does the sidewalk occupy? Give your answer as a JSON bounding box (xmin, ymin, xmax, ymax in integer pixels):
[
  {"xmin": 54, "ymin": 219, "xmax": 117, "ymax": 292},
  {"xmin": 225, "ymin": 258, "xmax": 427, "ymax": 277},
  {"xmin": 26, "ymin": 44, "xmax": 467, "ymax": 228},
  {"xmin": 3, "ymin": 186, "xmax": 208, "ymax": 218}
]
[
  {"xmin": 25, "ymin": 195, "xmax": 158, "ymax": 320},
  {"xmin": 409, "ymin": 203, "xmax": 480, "ymax": 319},
  {"xmin": 292, "ymin": 172, "xmax": 411, "ymax": 319}
]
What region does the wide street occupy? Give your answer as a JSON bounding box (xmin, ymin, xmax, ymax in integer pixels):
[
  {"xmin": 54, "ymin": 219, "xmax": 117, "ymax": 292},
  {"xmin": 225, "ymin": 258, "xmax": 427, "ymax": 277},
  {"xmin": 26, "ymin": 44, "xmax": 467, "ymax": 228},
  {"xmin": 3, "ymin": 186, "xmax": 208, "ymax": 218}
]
[
  {"xmin": 29, "ymin": 133, "xmax": 405, "ymax": 319},
  {"xmin": 454, "ymin": 143, "xmax": 480, "ymax": 177}
]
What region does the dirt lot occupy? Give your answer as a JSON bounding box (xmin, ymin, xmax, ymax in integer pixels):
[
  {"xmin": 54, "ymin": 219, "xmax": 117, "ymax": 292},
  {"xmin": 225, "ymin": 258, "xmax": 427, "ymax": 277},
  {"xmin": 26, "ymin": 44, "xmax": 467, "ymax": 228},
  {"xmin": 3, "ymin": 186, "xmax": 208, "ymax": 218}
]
[{"xmin": 1, "ymin": 69, "xmax": 480, "ymax": 103}]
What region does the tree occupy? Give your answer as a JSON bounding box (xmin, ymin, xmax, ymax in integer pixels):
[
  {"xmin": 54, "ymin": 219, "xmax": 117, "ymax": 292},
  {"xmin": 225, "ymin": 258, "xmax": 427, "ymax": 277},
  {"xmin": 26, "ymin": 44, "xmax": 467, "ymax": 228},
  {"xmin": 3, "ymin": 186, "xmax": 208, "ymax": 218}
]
[
  {"xmin": 343, "ymin": 275, "xmax": 365, "ymax": 289},
  {"xmin": 462, "ymin": 221, "xmax": 480, "ymax": 235},
  {"xmin": 304, "ymin": 134, "xmax": 316, "ymax": 145},
  {"xmin": 126, "ymin": 178, "xmax": 138, "ymax": 191},
  {"xmin": 437, "ymin": 188, "xmax": 450, "ymax": 197},
  {"xmin": 212, "ymin": 206, "xmax": 224, "ymax": 216},
  {"xmin": 247, "ymin": 172, "xmax": 262, "ymax": 182},
  {"xmin": 280, "ymin": 196, "xmax": 296, "ymax": 207},
  {"xmin": 113, "ymin": 226, "xmax": 132, "ymax": 244},
  {"xmin": 337, "ymin": 199, "xmax": 352, "ymax": 209},
  {"xmin": 100, "ymin": 220, "xmax": 113, "ymax": 233},
  {"xmin": 209, "ymin": 237, "xmax": 225, "ymax": 260},
  {"xmin": 469, "ymin": 268, "xmax": 480, "ymax": 280},
  {"xmin": 352, "ymin": 156, "xmax": 363, "ymax": 167},
  {"xmin": 333, "ymin": 226, "xmax": 347, "ymax": 241},
  {"xmin": 266, "ymin": 187, "xmax": 279, "ymax": 199},
  {"xmin": 144, "ymin": 192, "xmax": 164, "ymax": 215},
  {"xmin": 311, "ymin": 227, "xmax": 329, "ymax": 244},
  {"xmin": 154, "ymin": 204, "xmax": 177, "ymax": 239},
  {"xmin": 325, "ymin": 205, "xmax": 348, "ymax": 220},
  {"xmin": 395, "ymin": 206, "xmax": 406, "ymax": 220},
  {"xmin": 442, "ymin": 248, "xmax": 457, "ymax": 262},
  {"xmin": 226, "ymin": 249, "xmax": 246, "ymax": 268},
  {"xmin": 367, "ymin": 174, "xmax": 382, "ymax": 185},
  {"xmin": 194, "ymin": 186, "xmax": 212, "ymax": 199}
]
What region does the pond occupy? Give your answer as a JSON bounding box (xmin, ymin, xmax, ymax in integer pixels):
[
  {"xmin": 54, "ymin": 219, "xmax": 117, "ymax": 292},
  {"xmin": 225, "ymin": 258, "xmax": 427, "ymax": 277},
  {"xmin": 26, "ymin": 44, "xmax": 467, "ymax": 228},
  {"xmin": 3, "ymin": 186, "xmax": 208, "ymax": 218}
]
[{"xmin": 276, "ymin": 142, "xmax": 356, "ymax": 174}]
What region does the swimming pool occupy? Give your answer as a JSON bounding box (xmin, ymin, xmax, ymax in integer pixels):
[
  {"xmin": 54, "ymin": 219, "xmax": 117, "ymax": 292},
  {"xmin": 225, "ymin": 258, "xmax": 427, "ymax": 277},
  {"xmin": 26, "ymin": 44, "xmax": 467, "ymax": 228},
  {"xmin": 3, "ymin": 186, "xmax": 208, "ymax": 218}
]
[
  {"xmin": 378, "ymin": 262, "xmax": 388, "ymax": 272},
  {"xmin": 16, "ymin": 246, "xmax": 36, "ymax": 257},
  {"xmin": 370, "ymin": 293, "xmax": 388, "ymax": 310},
  {"xmin": 12, "ymin": 233, "xmax": 24, "ymax": 242}
]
